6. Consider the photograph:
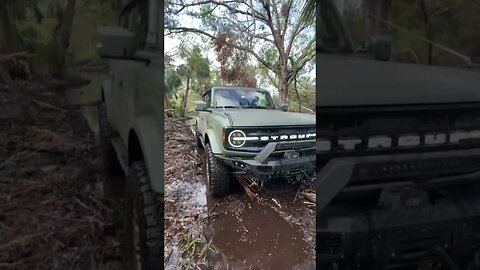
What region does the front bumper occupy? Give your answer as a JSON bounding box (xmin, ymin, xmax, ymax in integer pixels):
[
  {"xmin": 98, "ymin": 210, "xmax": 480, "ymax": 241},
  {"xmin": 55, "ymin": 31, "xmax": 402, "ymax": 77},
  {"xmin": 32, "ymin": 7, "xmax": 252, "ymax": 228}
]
[
  {"xmin": 317, "ymin": 188, "xmax": 480, "ymax": 269},
  {"xmin": 220, "ymin": 141, "xmax": 316, "ymax": 179}
]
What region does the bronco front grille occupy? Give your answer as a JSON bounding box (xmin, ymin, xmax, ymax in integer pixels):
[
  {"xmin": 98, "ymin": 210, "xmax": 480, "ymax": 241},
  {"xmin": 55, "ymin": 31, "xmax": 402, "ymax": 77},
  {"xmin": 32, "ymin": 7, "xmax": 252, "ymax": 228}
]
[
  {"xmin": 351, "ymin": 155, "xmax": 480, "ymax": 182},
  {"xmin": 224, "ymin": 125, "xmax": 315, "ymax": 152},
  {"xmin": 316, "ymin": 103, "xmax": 480, "ymax": 158}
]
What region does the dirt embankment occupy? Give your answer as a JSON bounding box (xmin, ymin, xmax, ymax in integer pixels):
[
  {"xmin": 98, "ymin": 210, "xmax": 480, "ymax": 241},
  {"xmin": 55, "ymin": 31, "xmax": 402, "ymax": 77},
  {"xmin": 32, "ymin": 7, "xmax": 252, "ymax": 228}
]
[
  {"xmin": 0, "ymin": 78, "xmax": 124, "ymax": 269},
  {"xmin": 164, "ymin": 116, "xmax": 208, "ymax": 269}
]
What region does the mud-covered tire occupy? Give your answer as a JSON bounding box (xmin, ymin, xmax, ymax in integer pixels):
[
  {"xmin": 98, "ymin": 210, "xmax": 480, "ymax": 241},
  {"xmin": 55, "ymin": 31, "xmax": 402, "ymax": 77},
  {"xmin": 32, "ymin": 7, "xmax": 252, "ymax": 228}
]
[
  {"xmin": 98, "ymin": 102, "xmax": 123, "ymax": 197},
  {"xmin": 204, "ymin": 143, "xmax": 232, "ymax": 197},
  {"xmin": 125, "ymin": 161, "xmax": 163, "ymax": 270}
]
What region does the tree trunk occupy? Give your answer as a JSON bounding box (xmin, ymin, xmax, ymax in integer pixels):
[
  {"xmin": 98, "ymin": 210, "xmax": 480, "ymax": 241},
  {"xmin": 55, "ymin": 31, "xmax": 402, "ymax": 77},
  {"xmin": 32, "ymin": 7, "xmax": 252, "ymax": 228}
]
[
  {"xmin": 181, "ymin": 77, "xmax": 190, "ymax": 116},
  {"xmin": 0, "ymin": 1, "xmax": 12, "ymax": 54},
  {"xmin": 53, "ymin": 0, "xmax": 77, "ymax": 78},
  {"xmin": 419, "ymin": 0, "xmax": 433, "ymax": 65},
  {"xmin": 278, "ymin": 73, "xmax": 289, "ymax": 104},
  {"xmin": 294, "ymin": 77, "xmax": 301, "ymax": 113},
  {"xmin": 164, "ymin": 95, "xmax": 169, "ymax": 109}
]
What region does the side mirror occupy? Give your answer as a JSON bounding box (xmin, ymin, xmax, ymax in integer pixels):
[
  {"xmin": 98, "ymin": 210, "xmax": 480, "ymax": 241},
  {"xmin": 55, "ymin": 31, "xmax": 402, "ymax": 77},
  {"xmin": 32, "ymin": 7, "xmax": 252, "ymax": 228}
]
[
  {"xmin": 195, "ymin": 101, "xmax": 208, "ymax": 111},
  {"xmin": 370, "ymin": 35, "xmax": 392, "ymax": 61},
  {"xmin": 279, "ymin": 104, "xmax": 288, "ymax": 112},
  {"xmin": 96, "ymin": 26, "xmax": 135, "ymax": 58}
]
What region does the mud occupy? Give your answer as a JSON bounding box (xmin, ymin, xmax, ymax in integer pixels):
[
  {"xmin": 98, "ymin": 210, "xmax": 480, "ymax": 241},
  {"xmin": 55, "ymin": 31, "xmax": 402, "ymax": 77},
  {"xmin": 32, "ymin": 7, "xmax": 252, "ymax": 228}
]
[{"xmin": 164, "ymin": 116, "xmax": 316, "ymax": 270}]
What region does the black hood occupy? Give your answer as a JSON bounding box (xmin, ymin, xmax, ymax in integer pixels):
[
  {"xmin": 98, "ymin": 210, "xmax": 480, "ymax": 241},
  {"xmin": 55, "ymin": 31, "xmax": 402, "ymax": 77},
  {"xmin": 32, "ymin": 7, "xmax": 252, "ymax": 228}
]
[{"xmin": 317, "ymin": 53, "xmax": 480, "ymax": 107}]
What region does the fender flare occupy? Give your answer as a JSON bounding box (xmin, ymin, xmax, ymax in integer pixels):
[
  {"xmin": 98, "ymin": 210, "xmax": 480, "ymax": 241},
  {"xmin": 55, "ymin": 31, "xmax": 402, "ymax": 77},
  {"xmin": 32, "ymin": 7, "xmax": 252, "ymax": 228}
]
[
  {"xmin": 100, "ymin": 79, "xmax": 110, "ymax": 103},
  {"xmin": 131, "ymin": 115, "xmax": 164, "ymax": 194},
  {"xmin": 206, "ymin": 129, "xmax": 222, "ymax": 154},
  {"xmin": 100, "ymin": 79, "xmax": 117, "ymax": 130}
]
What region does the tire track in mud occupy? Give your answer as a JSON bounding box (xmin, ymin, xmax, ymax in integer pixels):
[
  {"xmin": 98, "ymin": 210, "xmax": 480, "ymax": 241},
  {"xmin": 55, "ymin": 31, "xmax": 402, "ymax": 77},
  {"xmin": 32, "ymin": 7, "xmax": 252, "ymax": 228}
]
[{"xmin": 164, "ymin": 116, "xmax": 315, "ymax": 269}]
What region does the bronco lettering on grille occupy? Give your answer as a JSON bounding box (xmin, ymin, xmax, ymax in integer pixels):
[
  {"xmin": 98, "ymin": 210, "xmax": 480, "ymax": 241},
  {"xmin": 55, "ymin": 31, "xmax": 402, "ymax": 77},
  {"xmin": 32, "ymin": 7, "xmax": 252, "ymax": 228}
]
[{"xmin": 317, "ymin": 130, "xmax": 480, "ymax": 152}]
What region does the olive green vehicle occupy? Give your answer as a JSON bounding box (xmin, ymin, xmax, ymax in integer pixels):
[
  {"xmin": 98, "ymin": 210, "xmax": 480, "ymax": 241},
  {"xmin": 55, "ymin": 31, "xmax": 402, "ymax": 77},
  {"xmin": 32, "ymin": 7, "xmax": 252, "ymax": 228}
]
[
  {"xmin": 194, "ymin": 86, "xmax": 316, "ymax": 197},
  {"xmin": 95, "ymin": 0, "xmax": 163, "ymax": 269}
]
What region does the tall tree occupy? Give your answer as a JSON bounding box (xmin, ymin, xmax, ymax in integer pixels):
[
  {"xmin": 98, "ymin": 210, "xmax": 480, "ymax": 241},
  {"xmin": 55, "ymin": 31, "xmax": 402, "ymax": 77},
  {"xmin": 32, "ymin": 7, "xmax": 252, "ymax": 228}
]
[
  {"xmin": 177, "ymin": 45, "xmax": 210, "ymax": 115},
  {"xmin": 166, "ymin": 0, "xmax": 315, "ymax": 103},
  {"xmin": 52, "ymin": 0, "xmax": 78, "ymax": 77},
  {"xmin": 165, "ymin": 56, "xmax": 183, "ymax": 109},
  {"xmin": 0, "ymin": 0, "xmax": 13, "ymax": 53}
]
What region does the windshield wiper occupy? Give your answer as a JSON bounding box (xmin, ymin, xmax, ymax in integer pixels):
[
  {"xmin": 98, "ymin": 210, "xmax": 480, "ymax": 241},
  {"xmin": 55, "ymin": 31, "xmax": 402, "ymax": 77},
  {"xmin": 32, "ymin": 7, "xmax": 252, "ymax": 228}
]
[
  {"xmin": 244, "ymin": 105, "xmax": 270, "ymax": 109},
  {"xmin": 215, "ymin": 105, "xmax": 238, "ymax": 109}
]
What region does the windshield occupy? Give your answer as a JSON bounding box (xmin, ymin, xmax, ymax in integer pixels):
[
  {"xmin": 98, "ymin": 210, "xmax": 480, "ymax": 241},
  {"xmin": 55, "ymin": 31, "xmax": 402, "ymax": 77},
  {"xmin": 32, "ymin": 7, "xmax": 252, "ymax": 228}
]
[{"xmin": 213, "ymin": 88, "xmax": 275, "ymax": 109}]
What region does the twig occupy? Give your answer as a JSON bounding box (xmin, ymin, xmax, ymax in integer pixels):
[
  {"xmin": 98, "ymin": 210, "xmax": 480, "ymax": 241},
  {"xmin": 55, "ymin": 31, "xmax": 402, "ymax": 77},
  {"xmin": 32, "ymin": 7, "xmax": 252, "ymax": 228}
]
[
  {"xmin": 293, "ymin": 185, "xmax": 302, "ymax": 204},
  {"xmin": 0, "ymin": 153, "xmax": 17, "ymax": 169},
  {"xmin": 73, "ymin": 196, "xmax": 100, "ymax": 217},
  {"xmin": 88, "ymin": 195, "xmax": 113, "ymax": 213},
  {"xmin": 0, "ymin": 233, "xmax": 39, "ymax": 251},
  {"xmin": 32, "ymin": 99, "xmax": 67, "ymax": 113},
  {"xmin": 208, "ymin": 202, "xmax": 219, "ymax": 216}
]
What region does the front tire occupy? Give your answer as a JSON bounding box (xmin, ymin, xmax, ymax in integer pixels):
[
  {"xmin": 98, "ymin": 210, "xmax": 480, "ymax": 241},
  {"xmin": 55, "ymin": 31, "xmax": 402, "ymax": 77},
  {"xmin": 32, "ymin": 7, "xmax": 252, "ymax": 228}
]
[
  {"xmin": 204, "ymin": 144, "xmax": 232, "ymax": 197},
  {"xmin": 125, "ymin": 161, "xmax": 163, "ymax": 270}
]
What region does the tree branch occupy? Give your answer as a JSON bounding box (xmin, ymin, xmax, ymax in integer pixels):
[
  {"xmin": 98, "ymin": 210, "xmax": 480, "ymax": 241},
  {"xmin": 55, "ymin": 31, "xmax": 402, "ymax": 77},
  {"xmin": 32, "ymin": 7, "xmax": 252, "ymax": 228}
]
[{"xmin": 166, "ymin": 26, "xmax": 276, "ymax": 72}]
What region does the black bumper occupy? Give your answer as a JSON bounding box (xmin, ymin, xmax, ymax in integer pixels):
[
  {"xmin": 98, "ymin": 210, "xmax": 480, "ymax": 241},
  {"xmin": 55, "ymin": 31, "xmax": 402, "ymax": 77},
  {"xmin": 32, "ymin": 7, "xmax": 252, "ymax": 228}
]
[
  {"xmin": 222, "ymin": 152, "xmax": 316, "ymax": 180},
  {"xmin": 317, "ymin": 189, "xmax": 480, "ymax": 269}
]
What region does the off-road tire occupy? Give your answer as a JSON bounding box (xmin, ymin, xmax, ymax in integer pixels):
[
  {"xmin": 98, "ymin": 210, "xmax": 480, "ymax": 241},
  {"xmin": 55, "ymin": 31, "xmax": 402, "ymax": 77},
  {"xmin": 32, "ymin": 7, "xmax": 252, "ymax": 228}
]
[
  {"xmin": 125, "ymin": 161, "xmax": 163, "ymax": 270},
  {"xmin": 204, "ymin": 143, "xmax": 232, "ymax": 197}
]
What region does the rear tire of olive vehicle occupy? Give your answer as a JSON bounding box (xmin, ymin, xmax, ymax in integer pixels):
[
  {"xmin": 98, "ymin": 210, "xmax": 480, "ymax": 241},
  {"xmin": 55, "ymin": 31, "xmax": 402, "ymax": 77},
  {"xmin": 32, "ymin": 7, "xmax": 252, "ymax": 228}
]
[
  {"xmin": 125, "ymin": 161, "xmax": 163, "ymax": 270},
  {"xmin": 204, "ymin": 143, "xmax": 232, "ymax": 197},
  {"xmin": 98, "ymin": 102, "xmax": 123, "ymax": 198}
]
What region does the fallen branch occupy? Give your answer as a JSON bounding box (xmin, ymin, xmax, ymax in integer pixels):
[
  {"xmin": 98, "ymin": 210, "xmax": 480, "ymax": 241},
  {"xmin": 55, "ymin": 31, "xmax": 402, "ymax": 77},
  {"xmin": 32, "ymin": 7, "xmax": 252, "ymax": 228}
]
[
  {"xmin": 0, "ymin": 233, "xmax": 40, "ymax": 251},
  {"xmin": 32, "ymin": 99, "xmax": 67, "ymax": 113},
  {"xmin": 0, "ymin": 51, "xmax": 28, "ymax": 62},
  {"xmin": 0, "ymin": 153, "xmax": 17, "ymax": 170}
]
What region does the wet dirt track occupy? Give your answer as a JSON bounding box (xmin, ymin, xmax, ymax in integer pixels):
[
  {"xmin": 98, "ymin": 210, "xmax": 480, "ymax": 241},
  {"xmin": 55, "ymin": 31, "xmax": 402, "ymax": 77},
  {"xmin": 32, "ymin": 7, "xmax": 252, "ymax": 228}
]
[{"xmin": 164, "ymin": 116, "xmax": 316, "ymax": 270}]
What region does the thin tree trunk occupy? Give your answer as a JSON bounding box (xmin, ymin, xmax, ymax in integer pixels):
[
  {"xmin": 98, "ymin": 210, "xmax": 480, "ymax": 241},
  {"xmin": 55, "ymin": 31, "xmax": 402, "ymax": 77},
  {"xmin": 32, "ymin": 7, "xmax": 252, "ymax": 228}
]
[
  {"xmin": 54, "ymin": 0, "xmax": 77, "ymax": 78},
  {"xmin": 294, "ymin": 77, "xmax": 301, "ymax": 113},
  {"xmin": 164, "ymin": 96, "xmax": 169, "ymax": 109},
  {"xmin": 279, "ymin": 73, "xmax": 289, "ymax": 104},
  {"xmin": 181, "ymin": 77, "xmax": 190, "ymax": 116},
  {"xmin": 0, "ymin": 1, "xmax": 12, "ymax": 54},
  {"xmin": 420, "ymin": 0, "xmax": 433, "ymax": 65}
]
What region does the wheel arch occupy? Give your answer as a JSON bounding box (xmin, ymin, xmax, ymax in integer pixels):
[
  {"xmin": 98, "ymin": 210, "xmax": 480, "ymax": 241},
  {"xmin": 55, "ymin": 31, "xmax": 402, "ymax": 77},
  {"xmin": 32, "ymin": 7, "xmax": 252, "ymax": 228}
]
[
  {"xmin": 206, "ymin": 129, "xmax": 222, "ymax": 154},
  {"xmin": 128, "ymin": 115, "xmax": 164, "ymax": 193}
]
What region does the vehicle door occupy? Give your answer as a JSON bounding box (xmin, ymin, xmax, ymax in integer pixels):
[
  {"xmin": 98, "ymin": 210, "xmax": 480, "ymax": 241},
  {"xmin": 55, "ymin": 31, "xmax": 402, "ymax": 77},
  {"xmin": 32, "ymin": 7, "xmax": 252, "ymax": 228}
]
[
  {"xmin": 197, "ymin": 90, "xmax": 211, "ymax": 137},
  {"xmin": 114, "ymin": 0, "xmax": 150, "ymax": 143}
]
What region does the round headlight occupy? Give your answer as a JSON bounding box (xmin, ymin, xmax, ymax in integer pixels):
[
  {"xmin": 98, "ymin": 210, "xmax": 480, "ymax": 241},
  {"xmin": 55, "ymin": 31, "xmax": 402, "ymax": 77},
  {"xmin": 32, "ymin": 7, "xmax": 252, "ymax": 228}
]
[{"xmin": 228, "ymin": 130, "xmax": 246, "ymax": 147}]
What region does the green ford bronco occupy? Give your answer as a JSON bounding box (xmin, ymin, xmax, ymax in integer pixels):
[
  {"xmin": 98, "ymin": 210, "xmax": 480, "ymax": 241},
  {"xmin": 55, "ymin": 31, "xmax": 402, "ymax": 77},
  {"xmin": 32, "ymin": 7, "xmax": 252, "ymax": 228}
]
[{"xmin": 194, "ymin": 86, "xmax": 316, "ymax": 197}]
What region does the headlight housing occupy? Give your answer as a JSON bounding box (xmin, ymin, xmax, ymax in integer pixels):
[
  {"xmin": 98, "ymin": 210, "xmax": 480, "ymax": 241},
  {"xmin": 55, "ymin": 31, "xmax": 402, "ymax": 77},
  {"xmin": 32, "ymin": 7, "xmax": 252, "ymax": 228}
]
[
  {"xmin": 223, "ymin": 126, "xmax": 316, "ymax": 151},
  {"xmin": 228, "ymin": 129, "xmax": 247, "ymax": 147}
]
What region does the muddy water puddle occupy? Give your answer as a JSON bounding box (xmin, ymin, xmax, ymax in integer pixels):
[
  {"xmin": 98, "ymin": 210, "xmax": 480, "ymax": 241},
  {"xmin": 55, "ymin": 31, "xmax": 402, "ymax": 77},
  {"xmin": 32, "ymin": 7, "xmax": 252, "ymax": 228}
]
[{"xmin": 205, "ymin": 190, "xmax": 315, "ymax": 270}]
